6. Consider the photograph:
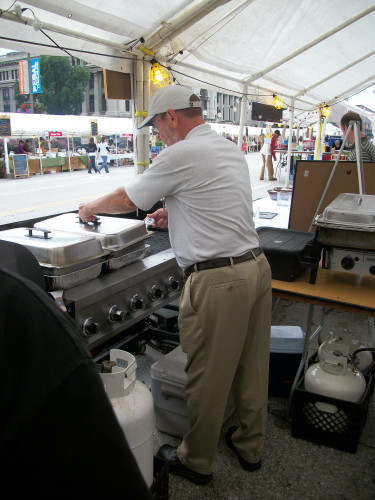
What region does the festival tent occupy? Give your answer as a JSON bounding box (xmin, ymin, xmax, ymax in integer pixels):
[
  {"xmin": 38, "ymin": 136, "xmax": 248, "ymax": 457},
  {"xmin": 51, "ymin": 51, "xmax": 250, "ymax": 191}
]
[{"xmin": 5, "ymin": 113, "xmax": 133, "ymax": 138}]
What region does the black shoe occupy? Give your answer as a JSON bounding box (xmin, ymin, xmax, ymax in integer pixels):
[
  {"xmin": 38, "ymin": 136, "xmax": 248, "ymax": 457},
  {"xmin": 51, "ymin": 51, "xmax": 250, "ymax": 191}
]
[
  {"xmin": 269, "ymin": 178, "xmax": 278, "ymax": 181},
  {"xmin": 226, "ymin": 427, "xmax": 262, "ymax": 472},
  {"xmin": 156, "ymin": 445, "xmax": 212, "ymax": 485}
]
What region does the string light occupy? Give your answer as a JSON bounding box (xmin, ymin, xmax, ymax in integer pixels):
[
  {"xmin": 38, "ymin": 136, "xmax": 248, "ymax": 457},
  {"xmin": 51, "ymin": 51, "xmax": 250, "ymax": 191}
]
[
  {"xmin": 150, "ymin": 62, "xmax": 170, "ymax": 88},
  {"xmin": 321, "ymin": 105, "xmax": 331, "ymax": 118},
  {"xmin": 273, "ymin": 94, "xmax": 283, "ymax": 109}
]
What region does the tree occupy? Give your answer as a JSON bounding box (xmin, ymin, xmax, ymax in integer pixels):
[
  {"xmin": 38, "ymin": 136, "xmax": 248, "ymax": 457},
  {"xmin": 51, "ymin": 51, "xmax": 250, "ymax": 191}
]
[{"xmin": 14, "ymin": 55, "xmax": 90, "ymax": 115}]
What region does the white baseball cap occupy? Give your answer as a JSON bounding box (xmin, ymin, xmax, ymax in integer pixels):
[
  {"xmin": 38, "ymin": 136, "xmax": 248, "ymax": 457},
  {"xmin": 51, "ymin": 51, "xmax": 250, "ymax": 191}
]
[{"xmin": 137, "ymin": 85, "xmax": 202, "ymax": 129}]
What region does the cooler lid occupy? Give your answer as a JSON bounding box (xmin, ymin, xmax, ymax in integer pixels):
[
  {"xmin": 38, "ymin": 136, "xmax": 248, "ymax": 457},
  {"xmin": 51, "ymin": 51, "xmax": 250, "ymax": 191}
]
[
  {"xmin": 270, "ymin": 325, "xmax": 305, "ymax": 353},
  {"xmin": 257, "ymin": 227, "xmax": 314, "ymax": 255},
  {"xmin": 151, "ymin": 345, "xmax": 187, "ymax": 386}
]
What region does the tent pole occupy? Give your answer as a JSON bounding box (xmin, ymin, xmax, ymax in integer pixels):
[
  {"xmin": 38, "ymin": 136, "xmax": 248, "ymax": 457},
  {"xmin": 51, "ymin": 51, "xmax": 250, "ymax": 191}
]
[
  {"xmin": 285, "ymin": 98, "xmax": 294, "ymax": 188},
  {"xmin": 142, "ymin": 60, "xmax": 150, "ymax": 174},
  {"xmin": 134, "ymin": 58, "xmax": 144, "ymax": 175},
  {"xmin": 314, "ymin": 108, "xmax": 323, "ymax": 160},
  {"xmin": 3, "ymin": 138, "xmax": 10, "ymax": 177},
  {"xmin": 238, "ymin": 85, "xmax": 247, "ymax": 152},
  {"xmin": 67, "ymin": 136, "xmax": 72, "ymax": 172}
]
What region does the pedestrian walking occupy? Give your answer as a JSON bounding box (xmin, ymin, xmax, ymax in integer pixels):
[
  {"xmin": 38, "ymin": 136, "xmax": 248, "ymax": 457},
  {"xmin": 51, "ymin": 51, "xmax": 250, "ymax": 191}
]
[{"xmin": 97, "ymin": 136, "xmax": 110, "ymax": 173}]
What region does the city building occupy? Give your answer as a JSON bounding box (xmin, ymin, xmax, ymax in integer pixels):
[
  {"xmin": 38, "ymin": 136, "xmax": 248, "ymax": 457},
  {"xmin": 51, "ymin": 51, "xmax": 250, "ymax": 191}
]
[{"xmin": 0, "ymin": 51, "xmax": 257, "ymax": 127}]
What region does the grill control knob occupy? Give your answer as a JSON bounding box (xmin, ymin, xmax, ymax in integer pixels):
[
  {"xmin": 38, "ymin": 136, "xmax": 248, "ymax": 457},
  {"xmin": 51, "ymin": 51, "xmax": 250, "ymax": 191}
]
[
  {"xmin": 369, "ymin": 266, "xmax": 375, "ymax": 276},
  {"xmin": 167, "ymin": 276, "xmax": 180, "ymax": 291},
  {"xmin": 130, "ymin": 294, "xmax": 144, "ymax": 310},
  {"xmin": 107, "ymin": 305, "xmax": 126, "ymax": 322},
  {"xmin": 341, "ymin": 256, "xmax": 355, "ymax": 270},
  {"xmin": 149, "ymin": 285, "xmax": 164, "ymax": 300},
  {"xmin": 82, "ymin": 317, "xmax": 99, "ymax": 336}
]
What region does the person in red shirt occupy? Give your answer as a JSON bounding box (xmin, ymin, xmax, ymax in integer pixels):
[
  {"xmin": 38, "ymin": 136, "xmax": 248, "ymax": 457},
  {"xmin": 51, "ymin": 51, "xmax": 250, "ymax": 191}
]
[
  {"xmin": 23, "ymin": 139, "xmax": 31, "ymax": 153},
  {"xmin": 259, "ymin": 130, "xmax": 280, "ymax": 180}
]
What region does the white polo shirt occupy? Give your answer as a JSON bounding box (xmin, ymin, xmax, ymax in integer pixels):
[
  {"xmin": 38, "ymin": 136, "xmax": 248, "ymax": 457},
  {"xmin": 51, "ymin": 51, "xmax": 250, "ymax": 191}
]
[{"xmin": 126, "ymin": 124, "xmax": 259, "ymax": 270}]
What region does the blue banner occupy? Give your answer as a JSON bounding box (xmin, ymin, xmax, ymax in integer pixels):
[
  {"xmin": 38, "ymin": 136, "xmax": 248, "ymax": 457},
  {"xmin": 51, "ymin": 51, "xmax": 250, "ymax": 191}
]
[{"xmin": 30, "ymin": 58, "xmax": 42, "ymax": 94}]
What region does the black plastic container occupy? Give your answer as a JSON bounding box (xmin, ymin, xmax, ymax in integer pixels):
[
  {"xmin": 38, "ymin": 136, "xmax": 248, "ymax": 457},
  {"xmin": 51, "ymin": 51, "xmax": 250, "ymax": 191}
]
[{"xmin": 257, "ymin": 227, "xmax": 321, "ymax": 282}]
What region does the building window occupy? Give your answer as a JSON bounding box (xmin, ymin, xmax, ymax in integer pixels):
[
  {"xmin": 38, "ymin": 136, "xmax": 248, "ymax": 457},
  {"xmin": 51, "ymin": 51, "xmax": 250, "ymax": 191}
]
[
  {"xmin": 89, "ymin": 95, "xmax": 95, "ymax": 113},
  {"xmin": 125, "ymin": 100, "xmax": 130, "ymax": 112},
  {"xmin": 102, "ymin": 94, "xmax": 106, "ymax": 112},
  {"xmin": 3, "ymin": 88, "xmax": 10, "ymax": 100},
  {"xmin": 89, "ymin": 74, "xmax": 94, "ymax": 89},
  {"xmin": 4, "ymin": 104, "xmax": 10, "ymax": 112}
]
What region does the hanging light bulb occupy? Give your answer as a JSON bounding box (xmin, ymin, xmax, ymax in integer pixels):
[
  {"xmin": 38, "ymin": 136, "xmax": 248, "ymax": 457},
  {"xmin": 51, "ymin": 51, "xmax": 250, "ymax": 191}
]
[
  {"xmin": 273, "ymin": 94, "xmax": 283, "ymax": 109},
  {"xmin": 150, "ymin": 62, "xmax": 170, "ymax": 89},
  {"xmin": 321, "ymin": 105, "xmax": 331, "ymax": 118}
]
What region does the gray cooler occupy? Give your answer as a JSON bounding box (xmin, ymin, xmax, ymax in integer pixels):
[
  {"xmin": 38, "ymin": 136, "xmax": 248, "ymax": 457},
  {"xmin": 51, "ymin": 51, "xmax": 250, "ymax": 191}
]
[{"xmin": 151, "ymin": 345, "xmax": 235, "ymax": 438}]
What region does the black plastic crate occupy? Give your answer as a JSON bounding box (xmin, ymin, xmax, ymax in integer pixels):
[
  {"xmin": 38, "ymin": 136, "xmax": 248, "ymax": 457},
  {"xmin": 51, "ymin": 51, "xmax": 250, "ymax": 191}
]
[
  {"xmin": 291, "ymin": 355, "xmax": 375, "ymax": 453},
  {"xmin": 151, "ymin": 456, "xmax": 169, "ymax": 500}
]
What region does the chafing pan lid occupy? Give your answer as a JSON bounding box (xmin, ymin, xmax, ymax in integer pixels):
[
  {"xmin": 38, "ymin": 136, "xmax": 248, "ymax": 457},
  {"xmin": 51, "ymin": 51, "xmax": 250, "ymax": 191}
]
[
  {"xmin": 0, "ymin": 227, "xmax": 106, "ymax": 266},
  {"xmin": 316, "ymin": 193, "xmax": 375, "ymax": 229},
  {"xmin": 35, "ymin": 213, "xmax": 148, "ymax": 250}
]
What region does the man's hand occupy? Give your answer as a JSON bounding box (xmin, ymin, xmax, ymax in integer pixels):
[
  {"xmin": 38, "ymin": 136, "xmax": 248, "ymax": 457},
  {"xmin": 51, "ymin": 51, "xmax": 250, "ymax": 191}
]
[
  {"xmin": 79, "ymin": 202, "xmax": 97, "ymax": 222},
  {"xmin": 145, "ymin": 208, "xmax": 168, "ymax": 228}
]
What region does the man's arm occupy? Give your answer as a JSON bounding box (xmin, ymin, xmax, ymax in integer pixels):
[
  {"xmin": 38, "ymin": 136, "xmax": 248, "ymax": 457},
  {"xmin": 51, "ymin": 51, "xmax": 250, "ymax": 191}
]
[{"xmin": 79, "ymin": 187, "xmax": 137, "ymax": 221}]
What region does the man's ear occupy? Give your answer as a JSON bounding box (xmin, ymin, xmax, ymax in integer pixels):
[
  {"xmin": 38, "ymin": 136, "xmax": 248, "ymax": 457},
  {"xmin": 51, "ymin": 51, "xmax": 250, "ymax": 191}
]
[{"xmin": 166, "ymin": 109, "xmax": 179, "ymax": 128}]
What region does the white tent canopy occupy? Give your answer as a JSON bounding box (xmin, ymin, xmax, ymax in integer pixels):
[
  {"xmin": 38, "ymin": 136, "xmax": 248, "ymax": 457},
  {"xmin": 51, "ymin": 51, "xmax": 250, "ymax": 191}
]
[
  {"xmin": 0, "ymin": 0, "xmax": 374, "ymax": 183},
  {"xmin": 0, "ymin": 0, "xmax": 374, "ymax": 112},
  {"xmin": 5, "ymin": 112, "xmax": 133, "ymax": 138}
]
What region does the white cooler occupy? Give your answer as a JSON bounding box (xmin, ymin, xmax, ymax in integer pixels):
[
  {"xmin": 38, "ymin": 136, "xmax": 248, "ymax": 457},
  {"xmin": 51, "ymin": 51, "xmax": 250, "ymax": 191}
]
[{"xmin": 151, "ymin": 345, "xmax": 234, "ymax": 437}]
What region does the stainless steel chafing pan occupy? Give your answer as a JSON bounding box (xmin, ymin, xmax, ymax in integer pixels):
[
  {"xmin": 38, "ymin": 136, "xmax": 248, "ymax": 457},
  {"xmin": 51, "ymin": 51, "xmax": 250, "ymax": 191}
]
[{"xmin": 34, "ymin": 213, "xmax": 150, "ymax": 250}]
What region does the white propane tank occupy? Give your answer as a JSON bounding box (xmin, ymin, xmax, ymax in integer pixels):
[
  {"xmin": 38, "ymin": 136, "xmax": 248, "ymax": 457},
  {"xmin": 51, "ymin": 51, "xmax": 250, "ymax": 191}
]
[
  {"xmin": 318, "ymin": 332, "xmax": 373, "ymax": 373},
  {"xmin": 305, "ymin": 346, "xmax": 366, "ymax": 415},
  {"xmin": 100, "ymin": 349, "xmax": 154, "ymax": 487}
]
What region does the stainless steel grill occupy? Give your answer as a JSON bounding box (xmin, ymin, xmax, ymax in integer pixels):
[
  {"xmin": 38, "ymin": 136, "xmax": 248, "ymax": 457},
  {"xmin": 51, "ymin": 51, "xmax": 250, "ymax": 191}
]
[
  {"xmin": 0, "ymin": 215, "xmax": 182, "ymax": 351},
  {"xmin": 63, "ymin": 249, "xmax": 182, "ymax": 350}
]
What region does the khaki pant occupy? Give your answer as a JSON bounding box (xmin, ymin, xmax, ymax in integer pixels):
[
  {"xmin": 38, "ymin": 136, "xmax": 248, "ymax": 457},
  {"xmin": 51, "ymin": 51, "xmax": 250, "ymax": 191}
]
[
  {"xmin": 260, "ymin": 154, "xmax": 274, "ymax": 179},
  {"xmin": 177, "ymin": 254, "xmax": 272, "ymax": 475}
]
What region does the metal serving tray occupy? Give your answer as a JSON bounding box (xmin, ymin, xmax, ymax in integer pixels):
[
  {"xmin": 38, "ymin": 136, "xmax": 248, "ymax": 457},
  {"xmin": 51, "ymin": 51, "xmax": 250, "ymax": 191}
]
[
  {"xmin": 106, "ymin": 242, "xmax": 149, "ymax": 270},
  {"xmin": 316, "ymin": 193, "xmax": 375, "ymax": 230},
  {"xmin": 0, "ymin": 227, "xmax": 106, "ymax": 266},
  {"xmin": 35, "ymin": 213, "xmax": 149, "ymax": 251},
  {"xmin": 44, "ymin": 262, "xmax": 103, "ymax": 291}
]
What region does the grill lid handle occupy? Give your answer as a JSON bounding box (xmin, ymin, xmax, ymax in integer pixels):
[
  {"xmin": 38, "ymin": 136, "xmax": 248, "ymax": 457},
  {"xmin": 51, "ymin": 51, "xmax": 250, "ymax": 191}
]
[
  {"xmin": 77, "ymin": 216, "xmax": 101, "ymax": 226},
  {"xmin": 25, "ymin": 227, "xmax": 51, "ymax": 239}
]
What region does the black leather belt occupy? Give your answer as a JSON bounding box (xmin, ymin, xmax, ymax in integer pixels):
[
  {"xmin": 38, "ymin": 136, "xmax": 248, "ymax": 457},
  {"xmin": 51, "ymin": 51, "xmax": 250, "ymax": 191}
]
[{"xmin": 184, "ymin": 247, "xmax": 263, "ymax": 278}]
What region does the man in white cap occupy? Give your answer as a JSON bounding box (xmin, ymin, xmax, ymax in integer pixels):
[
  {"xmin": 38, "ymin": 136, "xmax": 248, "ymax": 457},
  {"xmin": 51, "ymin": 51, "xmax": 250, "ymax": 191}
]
[{"xmin": 79, "ymin": 85, "xmax": 272, "ymax": 485}]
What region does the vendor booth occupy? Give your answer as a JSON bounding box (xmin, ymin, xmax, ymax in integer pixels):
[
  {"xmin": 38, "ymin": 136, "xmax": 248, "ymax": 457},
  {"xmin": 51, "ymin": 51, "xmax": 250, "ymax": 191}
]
[{"xmin": 1, "ymin": 113, "xmax": 133, "ymax": 177}]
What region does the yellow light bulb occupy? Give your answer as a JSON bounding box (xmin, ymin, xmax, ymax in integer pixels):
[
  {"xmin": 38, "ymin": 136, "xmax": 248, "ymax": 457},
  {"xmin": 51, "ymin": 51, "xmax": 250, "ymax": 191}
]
[
  {"xmin": 273, "ymin": 95, "xmax": 283, "ymax": 109},
  {"xmin": 150, "ymin": 63, "xmax": 170, "ymax": 89},
  {"xmin": 321, "ymin": 105, "xmax": 331, "ymax": 118}
]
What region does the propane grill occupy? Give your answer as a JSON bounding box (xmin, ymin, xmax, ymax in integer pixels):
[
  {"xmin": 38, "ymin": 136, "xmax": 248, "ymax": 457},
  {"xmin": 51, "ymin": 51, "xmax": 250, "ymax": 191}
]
[
  {"xmin": 63, "ymin": 248, "xmax": 182, "ymax": 350},
  {"xmin": 0, "ymin": 215, "xmax": 182, "ymax": 351}
]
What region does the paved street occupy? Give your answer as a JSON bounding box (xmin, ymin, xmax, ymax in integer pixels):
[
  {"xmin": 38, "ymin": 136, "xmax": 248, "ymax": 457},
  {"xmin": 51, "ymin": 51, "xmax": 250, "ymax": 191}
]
[{"xmin": 0, "ymin": 152, "xmax": 288, "ymax": 227}]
